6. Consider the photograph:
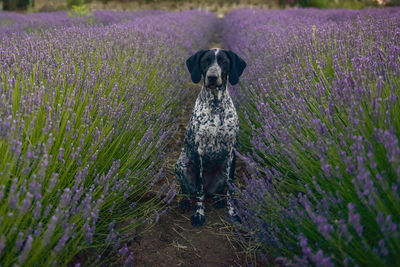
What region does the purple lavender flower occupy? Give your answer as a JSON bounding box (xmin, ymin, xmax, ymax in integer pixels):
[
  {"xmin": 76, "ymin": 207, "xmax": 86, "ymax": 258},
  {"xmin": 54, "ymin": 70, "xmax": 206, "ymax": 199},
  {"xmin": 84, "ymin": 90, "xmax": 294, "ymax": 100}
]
[
  {"xmin": 18, "ymin": 235, "xmax": 33, "ymax": 264},
  {"xmin": 221, "ymin": 7, "xmax": 400, "ymax": 266}
]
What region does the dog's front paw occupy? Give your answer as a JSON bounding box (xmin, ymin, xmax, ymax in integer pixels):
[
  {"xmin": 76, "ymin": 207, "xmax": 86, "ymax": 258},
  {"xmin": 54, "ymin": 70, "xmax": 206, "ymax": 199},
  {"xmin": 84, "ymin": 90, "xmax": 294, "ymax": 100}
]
[
  {"xmin": 191, "ymin": 202, "xmax": 205, "ymax": 226},
  {"xmin": 191, "ymin": 212, "xmax": 205, "ymax": 226}
]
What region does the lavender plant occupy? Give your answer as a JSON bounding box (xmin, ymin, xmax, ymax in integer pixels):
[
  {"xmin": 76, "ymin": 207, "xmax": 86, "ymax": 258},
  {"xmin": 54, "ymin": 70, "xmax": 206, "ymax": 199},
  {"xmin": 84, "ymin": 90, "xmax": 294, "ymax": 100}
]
[
  {"xmin": 222, "ymin": 8, "xmax": 400, "ymax": 266},
  {"xmin": 0, "ymin": 10, "xmax": 166, "ymax": 36},
  {"xmin": 0, "ymin": 10, "xmax": 217, "ymax": 266}
]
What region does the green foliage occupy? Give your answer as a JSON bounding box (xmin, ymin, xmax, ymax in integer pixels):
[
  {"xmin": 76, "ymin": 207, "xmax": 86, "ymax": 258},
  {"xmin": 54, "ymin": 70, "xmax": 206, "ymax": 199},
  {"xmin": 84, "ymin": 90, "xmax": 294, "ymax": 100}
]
[
  {"xmin": 68, "ymin": 4, "xmax": 91, "ymax": 16},
  {"xmin": 283, "ymin": 0, "xmax": 378, "ymax": 8},
  {"xmin": 67, "ymin": 4, "xmax": 93, "ymax": 23},
  {"xmin": 67, "ymin": 0, "xmax": 86, "ymax": 8},
  {"xmin": 3, "ymin": 0, "xmax": 34, "ymax": 11},
  {"xmin": 67, "ymin": 0, "xmax": 92, "ymax": 20},
  {"xmin": 389, "ymin": 0, "xmax": 400, "ymax": 5}
]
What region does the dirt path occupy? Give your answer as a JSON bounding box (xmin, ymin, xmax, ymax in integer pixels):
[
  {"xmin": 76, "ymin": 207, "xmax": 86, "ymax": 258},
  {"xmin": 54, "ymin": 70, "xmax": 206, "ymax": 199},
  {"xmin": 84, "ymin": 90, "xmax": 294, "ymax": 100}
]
[
  {"xmin": 130, "ymin": 88, "xmax": 251, "ymax": 266},
  {"xmin": 129, "ymin": 31, "xmax": 263, "ymax": 266},
  {"xmin": 131, "ymin": 196, "xmax": 249, "ymax": 266}
]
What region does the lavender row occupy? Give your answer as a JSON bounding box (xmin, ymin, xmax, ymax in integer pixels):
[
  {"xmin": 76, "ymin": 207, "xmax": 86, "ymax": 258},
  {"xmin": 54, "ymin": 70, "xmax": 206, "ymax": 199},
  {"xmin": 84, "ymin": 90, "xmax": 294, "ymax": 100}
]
[
  {"xmin": 0, "ymin": 10, "xmax": 218, "ymax": 266},
  {"xmin": 0, "ymin": 10, "xmax": 166, "ymax": 36},
  {"xmin": 222, "ymin": 8, "xmax": 400, "ymax": 266}
]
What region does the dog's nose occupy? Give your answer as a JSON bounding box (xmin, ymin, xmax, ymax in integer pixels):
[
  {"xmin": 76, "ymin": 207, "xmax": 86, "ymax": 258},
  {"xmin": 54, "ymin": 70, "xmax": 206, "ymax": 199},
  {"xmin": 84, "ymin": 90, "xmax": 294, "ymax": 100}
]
[{"xmin": 208, "ymin": 75, "xmax": 218, "ymax": 83}]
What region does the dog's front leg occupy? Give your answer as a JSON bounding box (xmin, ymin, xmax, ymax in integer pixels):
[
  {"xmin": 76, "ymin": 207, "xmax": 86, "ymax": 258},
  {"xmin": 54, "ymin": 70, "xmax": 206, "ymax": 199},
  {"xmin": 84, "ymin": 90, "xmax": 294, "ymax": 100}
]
[
  {"xmin": 191, "ymin": 156, "xmax": 206, "ymax": 226},
  {"xmin": 226, "ymin": 149, "xmax": 240, "ymax": 222}
]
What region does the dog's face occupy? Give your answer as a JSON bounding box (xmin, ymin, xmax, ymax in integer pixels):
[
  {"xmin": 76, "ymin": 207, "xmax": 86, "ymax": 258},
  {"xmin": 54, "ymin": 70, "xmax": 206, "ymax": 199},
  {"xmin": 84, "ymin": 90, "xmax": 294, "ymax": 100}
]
[
  {"xmin": 186, "ymin": 49, "xmax": 246, "ymax": 92},
  {"xmin": 200, "ymin": 49, "xmax": 230, "ymax": 90}
]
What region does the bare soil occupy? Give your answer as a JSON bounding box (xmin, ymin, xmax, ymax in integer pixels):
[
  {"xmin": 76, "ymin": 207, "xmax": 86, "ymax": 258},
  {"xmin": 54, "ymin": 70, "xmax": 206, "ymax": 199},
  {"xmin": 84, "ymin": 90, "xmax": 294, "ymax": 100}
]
[{"xmin": 131, "ymin": 199, "xmax": 252, "ymax": 266}]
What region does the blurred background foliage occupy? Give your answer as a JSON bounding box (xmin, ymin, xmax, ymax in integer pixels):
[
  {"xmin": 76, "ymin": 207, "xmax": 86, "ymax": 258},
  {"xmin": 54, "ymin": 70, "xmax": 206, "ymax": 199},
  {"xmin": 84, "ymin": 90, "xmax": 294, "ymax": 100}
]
[
  {"xmin": 2, "ymin": 0, "xmax": 33, "ymax": 11},
  {"xmin": 281, "ymin": 0, "xmax": 399, "ymax": 8},
  {"xmin": 1, "ymin": 0, "xmax": 398, "ymax": 12}
]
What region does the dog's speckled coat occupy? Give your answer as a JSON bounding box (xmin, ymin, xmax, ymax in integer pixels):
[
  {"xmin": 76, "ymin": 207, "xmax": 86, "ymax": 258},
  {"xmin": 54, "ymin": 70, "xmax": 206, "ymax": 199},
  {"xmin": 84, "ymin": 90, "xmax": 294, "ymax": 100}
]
[{"xmin": 175, "ymin": 49, "xmax": 246, "ymax": 226}]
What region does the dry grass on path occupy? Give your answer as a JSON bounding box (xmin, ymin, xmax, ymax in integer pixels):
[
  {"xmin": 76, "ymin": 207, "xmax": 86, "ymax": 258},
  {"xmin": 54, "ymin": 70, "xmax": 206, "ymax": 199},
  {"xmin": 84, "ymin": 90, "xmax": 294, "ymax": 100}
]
[{"xmin": 131, "ymin": 197, "xmax": 263, "ymax": 266}]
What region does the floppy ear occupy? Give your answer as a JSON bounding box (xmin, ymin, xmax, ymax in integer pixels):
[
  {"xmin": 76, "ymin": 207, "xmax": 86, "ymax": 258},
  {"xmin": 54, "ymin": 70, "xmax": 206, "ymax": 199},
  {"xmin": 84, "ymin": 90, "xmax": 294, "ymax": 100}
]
[
  {"xmin": 186, "ymin": 50, "xmax": 207, "ymax": 84},
  {"xmin": 226, "ymin": 50, "xmax": 247, "ymax": 85}
]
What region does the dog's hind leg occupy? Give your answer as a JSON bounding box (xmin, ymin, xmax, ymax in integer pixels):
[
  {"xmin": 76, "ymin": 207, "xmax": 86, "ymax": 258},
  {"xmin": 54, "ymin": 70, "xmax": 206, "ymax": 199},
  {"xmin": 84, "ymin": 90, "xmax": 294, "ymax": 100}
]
[
  {"xmin": 204, "ymin": 163, "xmax": 226, "ymax": 209},
  {"xmin": 175, "ymin": 148, "xmax": 196, "ymax": 212},
  {"xmin": 211, "ymin": 171, "xmax": 226, "ymax": 209},
  {"xmin": 191, "ymin": 156, "xmax": 206, "ymax": 226}
]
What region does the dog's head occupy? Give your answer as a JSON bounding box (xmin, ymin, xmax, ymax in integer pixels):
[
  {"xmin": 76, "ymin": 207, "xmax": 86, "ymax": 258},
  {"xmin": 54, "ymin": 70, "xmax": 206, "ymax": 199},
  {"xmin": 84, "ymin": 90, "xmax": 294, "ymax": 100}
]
[{"xmin": 186, "ymin": 49, "xmax": 246, "ymax": 91}]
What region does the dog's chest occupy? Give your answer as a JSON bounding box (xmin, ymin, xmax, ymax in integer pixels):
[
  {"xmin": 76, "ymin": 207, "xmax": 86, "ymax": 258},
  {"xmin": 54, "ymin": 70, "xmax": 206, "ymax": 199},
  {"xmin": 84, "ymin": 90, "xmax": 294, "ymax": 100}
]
[{"xmin": 189, "ymin": 98, "xmax": 238, "ymax": 159}]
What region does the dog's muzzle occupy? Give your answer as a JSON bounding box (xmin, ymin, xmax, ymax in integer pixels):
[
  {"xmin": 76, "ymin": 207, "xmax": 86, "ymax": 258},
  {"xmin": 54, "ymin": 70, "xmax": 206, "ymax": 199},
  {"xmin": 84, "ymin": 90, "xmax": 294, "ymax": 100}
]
[{"xmin": 206, "ymin": 75, "xmax": 220, "ymax": 90}]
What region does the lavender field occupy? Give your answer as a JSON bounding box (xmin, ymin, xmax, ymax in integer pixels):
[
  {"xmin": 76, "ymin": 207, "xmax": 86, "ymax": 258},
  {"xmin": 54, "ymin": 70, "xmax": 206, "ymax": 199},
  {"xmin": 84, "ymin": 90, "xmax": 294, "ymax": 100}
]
[
  {"xmin": 222, "ymin": 8, "xmax": 400, "ymax": 266},
  {"xmin": 0, "ymin": 10, "xmax": 218, "ymax": 266},
  {"xmin": 1, "ymin": 6, "xmax": 400, "ymax": 267}
]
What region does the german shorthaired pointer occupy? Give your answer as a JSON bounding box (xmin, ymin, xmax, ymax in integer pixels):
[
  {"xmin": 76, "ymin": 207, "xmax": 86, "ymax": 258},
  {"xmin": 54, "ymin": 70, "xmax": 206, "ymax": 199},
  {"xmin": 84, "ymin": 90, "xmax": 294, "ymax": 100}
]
[{"xmin": 175, "ymin": 48, "xmax": 246, "ymax": 226}]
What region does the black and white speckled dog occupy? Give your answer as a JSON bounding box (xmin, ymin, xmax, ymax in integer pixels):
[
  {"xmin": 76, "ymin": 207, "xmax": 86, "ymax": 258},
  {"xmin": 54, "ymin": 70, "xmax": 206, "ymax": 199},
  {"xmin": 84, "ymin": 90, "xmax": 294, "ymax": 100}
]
[{"xmin": 174, "ymin": 48, "xmax": 246, "ymax": 226}]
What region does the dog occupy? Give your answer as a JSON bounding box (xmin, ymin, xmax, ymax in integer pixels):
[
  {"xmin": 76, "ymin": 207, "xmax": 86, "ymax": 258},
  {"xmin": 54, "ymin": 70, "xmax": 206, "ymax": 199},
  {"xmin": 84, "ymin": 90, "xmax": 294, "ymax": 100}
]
[{"xmin": 174, "ymin": 48, "xmax": 246, "ymax": 226}]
